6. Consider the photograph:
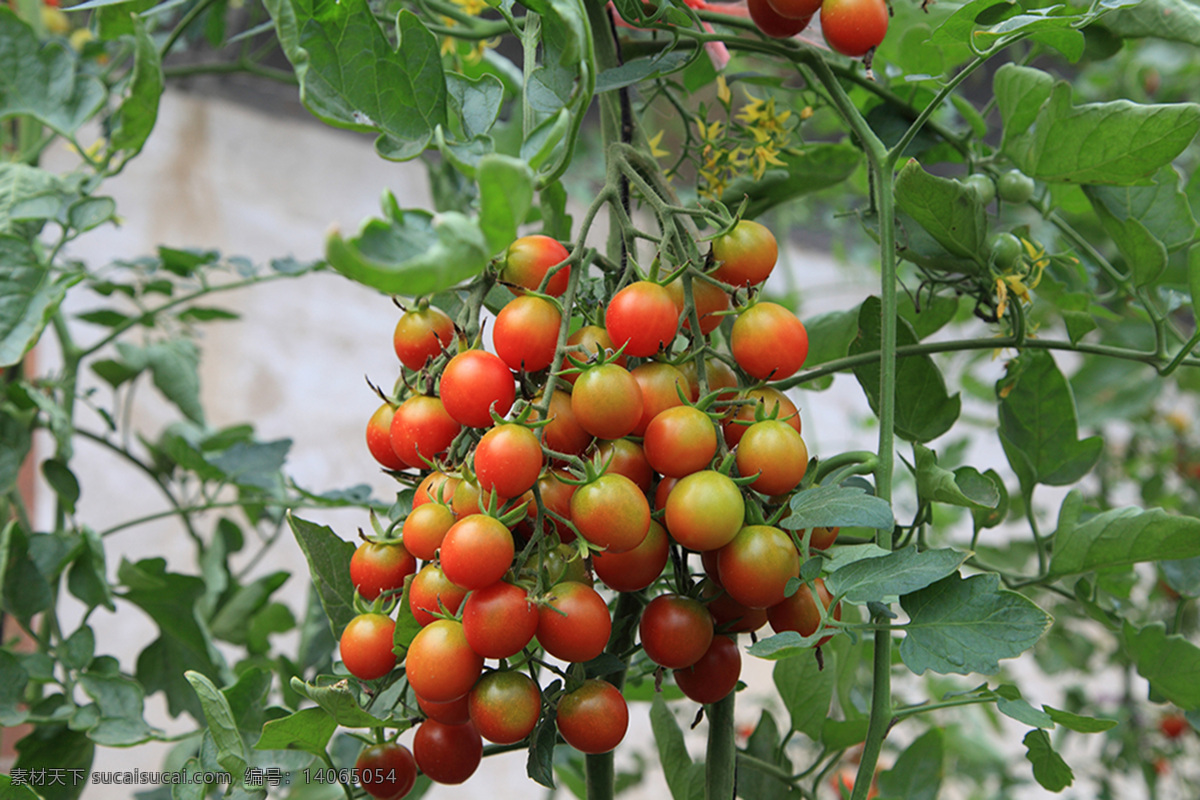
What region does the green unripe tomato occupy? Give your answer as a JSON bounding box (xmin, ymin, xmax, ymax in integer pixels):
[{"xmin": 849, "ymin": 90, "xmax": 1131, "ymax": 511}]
[
  {"xmin": 963, "ymin": 173, "xmax": 996, "ymax": 206},
  {"xmin": 989, "ymin": 232, "xmax": 1024, "ymax": 271},
  {"xmin": 996, "ymin": 169, "xmax": 1035, "ymax": 204}
]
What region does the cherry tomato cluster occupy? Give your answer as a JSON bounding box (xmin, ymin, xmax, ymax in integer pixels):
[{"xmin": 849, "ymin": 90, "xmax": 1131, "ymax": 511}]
[
  {"xmin": 747, "ymin": 0, "xmax": 889, "ymax": 58},
  {"xmin": 351, "ymin": 221, "xmax": 841, "ymax": 797}
]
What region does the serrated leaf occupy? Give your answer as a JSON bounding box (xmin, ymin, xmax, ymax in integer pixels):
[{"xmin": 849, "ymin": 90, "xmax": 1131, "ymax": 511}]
[
  {"xmin": 746, "ymin": 630, "xmax": 827, "ymax": 660},
  {"xmin": 1023, "ymin": 729, "xmax": 1073, "ymax": 791},
  {"xmin": 0, "ymin": 235, "xmax": 76, "ymax": 368},
  {"xmin": 207, "ymin": 439, "xmax": 291, "ymax": 491},
  {"xmin": 650, "ymin": 695, "xmax": 705, "ymax": 800},
  {"xmin": 0, "ymin": 164, "xmax": 68, "ymax": 233},
  {"xmin": 1043, "ymin": 705, "xmax": 1117, "ymax": 733},
  {"xmin": 826, "ymin": 546, "xmax": 968, "ymax": 605},
  {"xmin": 595, "ymin": 51, "xmax": 691, "ymax": 93},
  {"xmin": 288, "ymin": 514, "xmax": 357, "ymax": 637},
  {"xmin": 914, "ymin": 444, "xmax": 1000, "ymax": 510},
  {"xmin": 185, "ymin": 671, "xmax": 248, "ymax": 783},
  {"xmin": 78, "ymin": 672, "xmax": 156, "ymax": 745},
  {"xmin": 0, "ymin": 649, "xmax": 30, "ymax": 726},
  {"xmin": 289, "ymin": 678, "xmax": 389, "ymax": 727},
  {"xmin": 738, "ymin": 710, "xmax": 795, "ymax": 800},
  {"xmin": 12, "ymin": 725, "xmax": 94, "ymax": 800},
  {"xmin": 1048, "ymin": 491, "xmax": 1200, "ymax": 577},
  {"xmin": 0, "ymin": 406, "xmax": 33, "ymax": 497},
  {"xmin": 1103, "ymin": 0, "xmax": 1200, "ymax": 46},
  {"xmin": 109, "ymin": 15, "xmax": 162, "ymax": 162},
  {"xmin": 876, "ymin": 728, "xmax": 944, "ymax": 800},
  {"xmin": 254, "ymin": 707, "xmax": 337, "ymax": 758},
  {"xmin": 895, "ymin": 159, "xmax": 988, "ymax": 262},
  {"xmin": 446, "ymin": 72, "xmax": 503, "ymax": 140},
  {"xmin": 722, "ymin": 143, "xmax": 862, "ymax": 219},
  {"xmin": 774, "ymin": 653, "xmax": 832, "ymax": 741},
  {"xmin": 116, "ymin": 339, "xmax": 205, "ymax": 424},
  {"xmin": 526, "ymin": 709, "xmax": 558, "ymax": 788},
  {"xmin": 782, "ymin": 485, "xmax": 894, "ymax": 532},
  {"xmin": 1122, "ymin": 621, "xmax": 1200, "ymax": 710},
  {"xmin": 478, "ymin": 155, "xmax": 534, "ymax": 254},
  {"xmin": 900, "ymin": 572, "xmax": 1052, "ymax": 675},
  {"xmin": 1083, "ymin": 166, "xmax": 1197, "ymax": 254},
  {"xmin": 0, "ymin": 520, "xmax": 53, "ymax": 624}
]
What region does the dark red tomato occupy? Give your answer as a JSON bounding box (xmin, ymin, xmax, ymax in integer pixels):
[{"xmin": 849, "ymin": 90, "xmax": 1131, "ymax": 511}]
[
  {"xmin": 356, "ymin": 742, "xmax": 418, "ymax": 800},
  {"xmin": 736, "ymin": 420, "xmax": 809, "ymax": 496},
  {"xmin": 700, "ymin": 579, "xmax": 769, "ymax": 633},
  {"xmin": 768, "ymin": 0, "xmax": 821, "ymax": 17},
  {"xmin": 820, "ymin": 0, "xmax": 888, "ymax": 57},
  {"xmin": 413, "ymin": 471, "xmax": 459, "ymax": 507},
  {"xmin": 808, "ymin": 526, "xmax": 839, "ymax": 550},
  {"xmin": 590, "ymin": 438, "xmax": 654, "ymax": 493},
  {"xmin": 556, "ymin": 680, "xmax": 629, "ymax": 754},
  {"xmin": 412, "ymin": 719, "xmax": 483, "ymax": 785},
  {"xmin": 723, "ymin": 387, "xmax": 802, "ymax": 448},
  {"xmin": 493, "ymin": 295, "xmax": 562, "ymax": 373},
  {"xmin": 474, "ymin": 423, "xmax": 544, "ymax": 500},
  {"xmin": 350, "ymin": 541, "xmax": 417, "ymax": 601},
  {"xmin": 417, "ymin": 692, "xmax": 472, "ymax": 725},
  {"xmin": 530, "ymin": 469, "xmax": 578, "ymax": 542},
  {"xmin": 630, "ymin": 361, "xmax": 688, "ymax": 436},
  {"xmin": 716, "ymin": 525, "xmax": 800, "ymax": 609},
  {"xmin": 367, "ymin": 403, "xmax": 407, "ymax": 471},
  {"xmin": 468, "ymin": 670, "xmax": 541, "ymax": 745},
  {"xmin": 767, "ymin": 578, "xmax": 841, "ymax": 646},
  {"xmin": 605, "ymin": 281, "xmax": 680, "ymax": 358},
  {"xmin": 537, "ymin": 581, "xmax": 612, "ymax": 663},
  {"xmin": 701, "ymin": 549, "xmax": 723, "ymax": 586},
  {"xmin": 639, "ymin": 594, "xmax": 714, "ymax": 669},
  {"xmin": 439, "ymin": 350, "xmax": 515, "ymax": 428},
  {"xmin": 461, "ymin": 581, "xmax": 538, "ymax": 659},
  {"xmin": 571, "ymin": 363, "xmax": 644, "ymax": 440},
  {"xmin": 665, "ymin": 275, "xmax": 730, "ymax": 335},
  {"xmin": 748, "ymin": 0, "xmax": 812, "ymax": 37},
  {"xmin": 390, "ymin": 395, "xmax": 461, "ymax": 469},
  {"xmin": 673, "ymin": 635, "xmax": 742, "ymax": 705},
  {"xmin": 570, "ymin": 473, "xmax": 651, "ymax": 554},
  {"xmin": 502, "ymin": 234, "xmax": 571, "ymax": 297},
  {"xmin": 679, "ymin": 357, "xmax": 741, "ymax": 406},
  {"xmin": 439, "ymin": 515, "xmax": 515, "ymax": 590},
  {"xmin": 533, "ymin": 390, "xmax": 593, "ymax": 458},
  {"xmin": 409, "ymin": 563, "xmax": 468, "ymax": 627},
  {"xmin": 393, "ymin": 306, "xmax": 456, "ymax": 371},
  {"xmin": 665, "ymin": 470, "xmax": 746, "ymax": 552},
  {"xmin": 405, "ymin": 619, "xmax": 483, "ymax": 702},
  {"xmin": 564, "ymin": 325, "xmax": 627, "ymax": 386},
  {"xmin": 644, "ymin": 406, "xmax": 718, "ymax": 478},
  {"xmin": 731, "ymin": 303, "xmax": 809, "ymax": 381},
  {"xmin": 654, "ymin": 476, "xmax": 679, "ymax": 512},
  {"xmin": 593, "ymin": 519, "xmax": 669, "ymax": 592},
  {"xmin": 711, "ymin": 220, "xmax": 779, "ymax": 286},
  {"xmin": 1161, "ymin": 713, "xmax": 1190, "ymax": 739},
  {"xmin": 339, "ymin": 613, "xmax": 396, "ymax": 681},
  {"xmin": 401, "ymin": 502, "xmax": 456, "ymax": 562}
]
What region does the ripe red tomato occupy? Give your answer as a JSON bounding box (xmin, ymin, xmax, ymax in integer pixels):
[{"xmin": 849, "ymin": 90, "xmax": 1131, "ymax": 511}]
[
  {"xmin": 439, "ymin": 514, "xmax": 515, "ymax": 590},
  {"xmin": 590, "ymin": 438, "xmax": 654, "ymax": 493},
  {"xmin": 339, "ymin": 613, "xmax": 396, "ymax": 681},
  {"xmin": 493, "ymin": 295, "xmax": 562, "ymax": 373},
  {"xmin": 389, "ymin": 394, "xmax": 461, "ymax": 469},
  {"xmin": 571, "ymin": 363, "xmax": 644, "ymax": 440},
  {"xmin": 366, "ymin": 403, "xmax": 407, "ymax": 471},
  {"xmin": 654, "ymin": 475, "xmax": 678, "ymax": 512},
  {"xmin": 393, "ymin": 306, "xmax": 456, "ymax": 371},
  {"xmin": 556, "ymin": 680, "xmax": 629, "ymax": 754},
  {"xmin": 355, "ymin": 742, "xmax": 418, "ymax": 800},
  {"xmin": 474, "ymin": 423, "xmax": 544, "ymax": 500},
  {"xmin": 502, "ymin": 234, "xmax": 571, "ymax": 297},
  {"xmin": 537, "ymin": 581, "xmax": 612, "ymax": 663},
  {"xmin": 412, "ymin": 719, "xmax": 483, "ymax": 784},
  {"xmin": 768, "ymin": 578, "xmax": 841, "ymax": 646},
  {"xmin": 644, "ymin": 405, "xmax": 719, "ymax": 478},
  {"xmin": 401, "ymin": 502, "xmax": 455, "ymax": 562},
  {"xmin": 533, "ymin": 390, "xmax": 594, "ymax": 458},
  {"xmin": 820, "ymin": 0, "xmax": 888, "ymax": 57},
  {"xmin": 409, "ymin": 563, "xmax": 468, "ymax": 627},
  {"xmin": 748, "ymin": 0, "xmax": 812, "ymax": 37},
  {"xmin": 413, "ymin": 471, "xmax": 459, "ymax": 506},
  {"xmin": 736, "ymin": 420, "xmax": 809, "ymax": 496},
  {"xmin": 350, "ymin": 541, "xmax": 417, "ymax": 601},
  {"xmin": 723, "ymin": 387, "xmax": 801, "ymax": 447},
  {"xmin": 605, "ymin": 281, "xmax": 680, "ymax": 358},
  {"xmin": 461, "ymin": 581, "xmax": 538, "ymax": 659},
  {"xmin": 673, "ymin": 635, "xmax": 742, "ymax": 705},
  {"xmin": 716, "ymin": 525, "xmax": 800, "ymax": 609},
  {"xmin": 639, "ymin": 594, "xmax": 715, "ymax": 669},
  {"xmin": 468, "ymin": 670, "xmax": 542, "ymax": 745},
  {"xmin": 630, "ymin": 361, "xmax": 688, "ymax": 436},
  {"xmin": 1161, "ymin": 713, "xmax": 1190, "ymax": 739},
  {"xmin": 439, "ymin": 349, "xmax": 515, "ymax": 428},
  {"xmin": 767, "ymin": 0, "xmax": 821, "ymax": 18},
  {"xmin": 731, "ymin": 303, "xmax": 809, "ymax": 380},
  {"xmin": 665, "ymin": 470, "xmax": 746, "ymax": 552},
  {"xmin": 405, "ymin": 619, "xmax": 483, "ymax": 702},
  {"xmin": 593, "ymin": 519, "xmax": 669, "ymax": 592},
  {"xmin": 665, "ymin": 275, "xmax": 730, "ymax": 335},
  {"xmin": 570, "ymin": 473, "xmax": 651, "ymax": 554},
  {"xmin": 711, "ymin": 220, "xmax": 779, "ymax": 286},
  {"xmin": 417, "ymin": 692, "xmax": 472, "ymax": 725},
  {"xmin": 700, "ymin": 579, "xmax": 769, "ymax": 633}
]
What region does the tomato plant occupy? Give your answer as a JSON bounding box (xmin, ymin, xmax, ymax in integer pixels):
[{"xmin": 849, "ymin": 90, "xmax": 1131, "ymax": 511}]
[
  {"xmin": 393, "ymin": 304, "xmax": 456, "ymax": 371},
  {"xmin": 537, "ymin": 581, "xmax": 612, "ymax": 663},
  {"xmin": 349, "ymin": 540, "xmax": 417, "ymax": 601},
  {"xmin": 468, "ymin": 670, "xmax": 542, "ymax": 745},
  {"xmin": 639, "ymin": 593, "xmax": 715, "ymax": 669},
  {"xmin": 339, "ymin": 613, "xmax": 398, "ymax": 681},
  {"xmin": 820, "ymin": 0, "xmax": 889, "ymax": 57},
  {"xmin": 556, "ymin": 680, "xmax": 630, "ymax": 755},
  {"xmin": 605, "ymin": 280, "xmax": 680, "ymax": 358},
  {"xmin": 356, "ymin": 742, "xmax": 418, "ymax": 800},
  {"xmin": 710, "ymin": 220, "xmax": 779, "ymax": 287},
  {"xmin": 412, "ymin": 719, "xmax": 484, "ymax": 784},
  {"xmin": 405, "ymin": 619, "xmax": 484, "ymax": 702}
]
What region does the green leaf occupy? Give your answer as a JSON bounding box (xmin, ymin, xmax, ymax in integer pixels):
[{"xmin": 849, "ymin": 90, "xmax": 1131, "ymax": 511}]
[
  {"xmin": 1161, "ymin": 556, "xmax": 1200, "ymax": 597},
  {"xmin": 1092, "ymin": 205, "xmax": 1167, "ymax": 286},
  {"xmin": 898, "ymin": 293, "xmax": 961, "ymax": 341},
  {"xmin": 1190, "ymin": 244, "xmax": 1200, "ymax": 313},
  {"xmin": 774, "ymin": 653, "xmax": 833, "ymax": 741},
  {"xmin": 185, "ymin": 671, "xmax": 249, "ymax": 784},
  {"xmin": 851, "ymin": 296, "xmax": 961, "ymax": 443},
  {"xmin": 254, "ymin": 707, "xmax": 337, "ymax": 758},
  {"xmin": 0, "ymin": 9, "xmax": 107, "ymax": 137},
  {"xmin": 60, "ymin": 625, "xmax": 95, "ymax": 671},
  {"xmin": 782, "ymin": 485, "xmax": 895, "ymax": 532},
  {"xmin": 899, "ymin": 572, "xmax": 1052, "ymax": 675},
  {"xmin": 650, "ymin": 695, "xmax": 705, "ymax": 800},
  {"xmin": 41, "ymin": 458, "xmax": 80, "ymax": 515},
  {"xmin": 326, "ymin": 209, "xmax": 490, "ymax": 296},
  {"xmin": 0, "ymin": 405, "xmax": 32, "ymax": 497},
  {"xmin": 526, "ymin": 707, "xmax": 558, "ymax": 789},
  {"xmin": 116, "ymin": 339, "xmax": 205, "ymax": 424},
  {"xmin": 595, "ymin": 51, "xmax": 691, "ymax": 93},
  {"xmin": 826, "ymin": 546, "xmax": 968, "ymax": 605},
  {"xmin": 1122, "ymin": 621, "xmax": 1200, "ymax": 710},
  {"xmin": 207, "ymin": 440, "xmax": 291, "ymax": 491},
  {"xmin": 446, "ymin": 72, "xmax": 503, "ymax": 140},
  {"xmin": 746, "ymin": 630, "xmax": 827, "ymax": 660},
  {"xmin": 78, "ymin": 672, "xmax": 156, "ymax": 745},
  {"xmin": 13, "ymin": 725, "xmax": 94, "ymax": 800},
  {"xmin": 996, "ymin": 68, "xmax": 1200, "ymax": 184},
  {"xmin": 820, "ymin": 718, "xmax": 870, "ymax": 750},
  {"xmin": 0, "ymin": 774, "xmax": 39, "ymax": 800},
  {"xmin": 1083, "ymin": 166, "xmax": 1197, "ymax": 254},
  {"xmin": 478, "ymin": 155, "xmax": 534, "ymax": 255},
  {"xmin": 109, "ymin": 15, "xmax": 162, "ymax": 161},
  {"xmin": 0, "ymin": 164, "xmax": 69, "ymax": 233},
  {"xmin": 265, "ymin": 0, "xmax": 447, "ymax": 160},
  {"xmin": 288, "ymin": 514, "xmax": 357, "ymax": 637},
  {"xmin": 1023, "ymin": 729, "xmax": 1073, "ymax": 791},
  {"xmin": 738, "ymin": 711, "xmax": 795, "ymax": 800},
  {"xmin": 0, "ymin": 649, "xmax": 30, "ymax": 726},
  {"xmin": 876, "ymin": 728, "xmax": 944, "ymax": 800},
  {"xmin": 0, "ymin": 235, "xmax": 76, "ymax": 368},
  {"xmin": 722, "ymin": 143, "xmax": 862, "ymax": 219},
  {"xmin": 971, "ymin": 469, "xmax": 1010, "ymax": 531},
  {"xmin": 210, "ymin": 571, "xmax": 290, "ymax": 644},
  {"xmin": 67, "ymin": 527, "xmax": 115, "ymax": 612},
  {"xmin": 1103, "ymin": 0, "xmax": 1200, "ymax": 46},
  {"xmin": 1043, "ymin": 705, "xmax": 1117, "ymax": 733},
  {"xmin": 0, "ymin": 520, "xmax": 53, "ymax": 624},
  {"xmin": 289, "ymin": 678, "xmax": 389, "ymax": 727},
  {"xmin": 1048, "ymin": 491, "xmax": 1200, "ymax": 577},
  {"xmin": 995, "ymin": 686, "xmax": 1054, "ymax": 728},
  {"xmin": 913, "ymin": 444, "xmax": 1000, "ymax": 510},
  {"xmin": 996, "ymin": 350, "xmax": 1102, "ymax": 492},
  {"xmin": 895, "ymin": 159, "xmax": 988, "ymax": 262}
]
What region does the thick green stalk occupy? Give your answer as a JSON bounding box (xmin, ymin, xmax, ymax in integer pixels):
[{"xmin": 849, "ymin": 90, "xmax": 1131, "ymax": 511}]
[
  {"xmin": 705, "ymin": 692, "xmax": 737, "ymax": 800},
  {"xmin": 584, "ymin": 592, "xmax": 642, "ymax": 800}
]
